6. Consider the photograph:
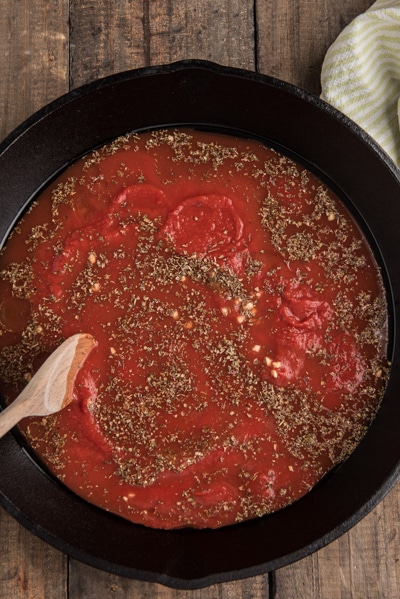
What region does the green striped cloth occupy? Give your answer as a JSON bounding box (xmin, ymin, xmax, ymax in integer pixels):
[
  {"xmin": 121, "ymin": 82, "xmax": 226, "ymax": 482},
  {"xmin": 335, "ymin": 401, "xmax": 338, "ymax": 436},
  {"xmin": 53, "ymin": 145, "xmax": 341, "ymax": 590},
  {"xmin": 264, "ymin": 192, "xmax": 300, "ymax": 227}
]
[{"xmin": 321, "ymin": 0, "xmax": 400, "ymax": 166}]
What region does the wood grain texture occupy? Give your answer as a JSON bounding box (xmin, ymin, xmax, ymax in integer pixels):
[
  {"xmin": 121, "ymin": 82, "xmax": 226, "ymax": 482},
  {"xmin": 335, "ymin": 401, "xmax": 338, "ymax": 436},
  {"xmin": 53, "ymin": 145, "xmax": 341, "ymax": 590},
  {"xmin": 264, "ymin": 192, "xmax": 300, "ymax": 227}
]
[
  {"xmin": 256, "ymin": 0, "xmax": 375, "ymax": 94},
  {"xmin": 0, "ymin": 508, "xmax": 68, "ymax": 599},
  {"xmin": 147, "ymin": 0, "xmax": 255, "ymax": 70},
  {"xmin": 0, "ymin": 0, "xmax": 69, "ymax": 141},
  {"xmin": 69, "ymin": 0, "xmax": 147, "ymax": 88}
]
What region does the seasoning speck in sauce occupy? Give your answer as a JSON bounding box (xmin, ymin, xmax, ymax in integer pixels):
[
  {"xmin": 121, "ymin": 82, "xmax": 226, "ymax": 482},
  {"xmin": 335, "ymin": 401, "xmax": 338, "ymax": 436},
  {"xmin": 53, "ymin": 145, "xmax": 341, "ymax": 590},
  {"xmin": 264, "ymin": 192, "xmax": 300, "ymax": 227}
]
[{"xmin": 0, "ymin": 129, "xmax": 390, "ymax": 529}]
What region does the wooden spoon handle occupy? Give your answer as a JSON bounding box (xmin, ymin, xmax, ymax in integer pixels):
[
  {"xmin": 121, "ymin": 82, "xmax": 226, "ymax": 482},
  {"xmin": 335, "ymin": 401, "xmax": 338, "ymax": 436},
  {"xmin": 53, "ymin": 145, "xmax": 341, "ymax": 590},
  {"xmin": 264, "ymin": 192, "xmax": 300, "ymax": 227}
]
[{"xmin": 0, "ymin": 400, "xmax": 28, "ymax": 438}]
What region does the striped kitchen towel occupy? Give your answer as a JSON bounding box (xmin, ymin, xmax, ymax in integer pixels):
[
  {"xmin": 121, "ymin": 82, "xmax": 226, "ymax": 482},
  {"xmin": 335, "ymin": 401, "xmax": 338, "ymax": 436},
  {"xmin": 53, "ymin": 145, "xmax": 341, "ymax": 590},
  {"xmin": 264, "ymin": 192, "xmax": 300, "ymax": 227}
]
[{"xmin": 321, "ymin": 0, "xmax": 400, "ymax": 166}]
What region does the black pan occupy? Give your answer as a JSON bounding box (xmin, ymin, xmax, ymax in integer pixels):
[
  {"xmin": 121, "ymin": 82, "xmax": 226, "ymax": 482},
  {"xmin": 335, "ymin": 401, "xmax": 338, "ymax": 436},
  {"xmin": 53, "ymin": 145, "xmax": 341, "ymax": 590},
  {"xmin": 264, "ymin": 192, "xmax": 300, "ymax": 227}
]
[{"xmin": 1, "ymin": 60, "xmax": 400, "ymax": 590}]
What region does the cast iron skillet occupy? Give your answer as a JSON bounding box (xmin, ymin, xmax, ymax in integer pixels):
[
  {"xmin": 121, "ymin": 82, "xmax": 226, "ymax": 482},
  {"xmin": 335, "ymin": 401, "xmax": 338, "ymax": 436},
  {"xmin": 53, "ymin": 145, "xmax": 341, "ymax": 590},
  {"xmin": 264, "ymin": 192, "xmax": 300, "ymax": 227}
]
[{"xmin": 1, "ymin": 60, "xmax": 400, "ymax": 590}]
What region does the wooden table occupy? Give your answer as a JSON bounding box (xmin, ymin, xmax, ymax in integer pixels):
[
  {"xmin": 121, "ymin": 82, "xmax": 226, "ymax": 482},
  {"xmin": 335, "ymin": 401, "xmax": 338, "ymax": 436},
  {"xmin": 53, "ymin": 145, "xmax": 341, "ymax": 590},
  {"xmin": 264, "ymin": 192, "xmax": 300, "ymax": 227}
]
[{"xmin": 1, "ymin": 1, "xmax": 399, "ymax": 597}]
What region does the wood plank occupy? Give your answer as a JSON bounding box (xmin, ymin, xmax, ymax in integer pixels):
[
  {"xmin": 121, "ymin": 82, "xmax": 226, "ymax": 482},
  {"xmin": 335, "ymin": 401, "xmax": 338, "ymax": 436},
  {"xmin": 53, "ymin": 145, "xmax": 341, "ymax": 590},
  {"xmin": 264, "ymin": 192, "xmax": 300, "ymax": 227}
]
[
  {"xmin": 256, "ymin": 0, "xmax": 375, "ymax": 94},
  {"xmin": 69, "ymin": 0, "xmax": 147, "ymax": 89},
  {"xmin": 0, "ymin": 0, "xmax": 69, "ymax": 141},
  {"xmin": 147, "ymin": 0, "xmax": 255, "ymax": 70},
  {"xmin": 0, "ymin": 508, "xmax": 68, "ymax": 599}
]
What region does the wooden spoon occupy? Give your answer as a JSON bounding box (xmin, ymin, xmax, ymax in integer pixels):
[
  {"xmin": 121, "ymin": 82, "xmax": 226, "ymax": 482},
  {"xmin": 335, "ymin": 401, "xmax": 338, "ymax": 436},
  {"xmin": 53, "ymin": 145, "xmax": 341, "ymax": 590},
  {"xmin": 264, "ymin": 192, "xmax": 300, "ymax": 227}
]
[{"xmin": 0, "ymin": 333, "xmax": 96, "ymax": 439}]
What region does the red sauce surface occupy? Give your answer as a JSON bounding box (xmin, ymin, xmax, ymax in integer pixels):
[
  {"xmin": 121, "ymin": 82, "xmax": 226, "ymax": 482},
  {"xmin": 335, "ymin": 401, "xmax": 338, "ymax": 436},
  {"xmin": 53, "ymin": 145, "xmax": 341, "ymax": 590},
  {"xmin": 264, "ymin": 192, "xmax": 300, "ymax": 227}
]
[{"xmin": 0, "ymin": 129, "xmax": 389, "ymax": 529}]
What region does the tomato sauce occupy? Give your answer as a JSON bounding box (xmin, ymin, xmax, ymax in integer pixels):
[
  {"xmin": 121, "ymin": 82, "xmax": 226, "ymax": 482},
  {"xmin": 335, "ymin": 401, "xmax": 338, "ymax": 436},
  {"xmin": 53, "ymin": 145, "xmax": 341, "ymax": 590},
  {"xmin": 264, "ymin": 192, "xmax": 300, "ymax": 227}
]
[{"xmin": 0, "ymin": 129, "xmax": 389, "ymax": 529}]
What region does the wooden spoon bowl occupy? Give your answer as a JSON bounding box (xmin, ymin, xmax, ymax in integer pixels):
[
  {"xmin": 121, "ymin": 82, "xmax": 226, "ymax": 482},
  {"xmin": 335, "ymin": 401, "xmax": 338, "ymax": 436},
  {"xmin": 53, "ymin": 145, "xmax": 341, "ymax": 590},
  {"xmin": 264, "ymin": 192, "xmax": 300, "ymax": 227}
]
[{"xmin": 0, "ymin": 333, "xmax": 96, "ymax": 438}]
